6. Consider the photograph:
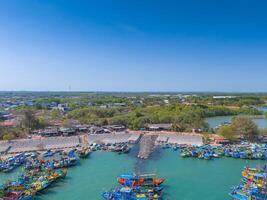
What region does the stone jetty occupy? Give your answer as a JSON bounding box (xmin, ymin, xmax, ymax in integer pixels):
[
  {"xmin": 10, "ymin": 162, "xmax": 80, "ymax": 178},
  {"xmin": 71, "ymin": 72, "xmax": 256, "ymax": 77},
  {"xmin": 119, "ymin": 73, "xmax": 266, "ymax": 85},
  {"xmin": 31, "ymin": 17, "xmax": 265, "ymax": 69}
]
[{"xmin": 137, "ymin": 134, "xmax": 158, "ymax": 159}]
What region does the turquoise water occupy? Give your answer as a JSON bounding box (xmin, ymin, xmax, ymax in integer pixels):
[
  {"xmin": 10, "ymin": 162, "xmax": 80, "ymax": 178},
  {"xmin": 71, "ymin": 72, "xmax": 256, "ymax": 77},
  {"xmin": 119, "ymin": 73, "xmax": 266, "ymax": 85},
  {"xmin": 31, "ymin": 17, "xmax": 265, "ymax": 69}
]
[
  {"xmin": 1, "ymin": 150, "xmax": 266, "ymax": 200},
  {"xmin": 257, "ymin": 107, "xmax": 267, "ymax": 113},
  {"xmin": 206, "ymin": 115, "xmax": 267, "ymax": 128}
]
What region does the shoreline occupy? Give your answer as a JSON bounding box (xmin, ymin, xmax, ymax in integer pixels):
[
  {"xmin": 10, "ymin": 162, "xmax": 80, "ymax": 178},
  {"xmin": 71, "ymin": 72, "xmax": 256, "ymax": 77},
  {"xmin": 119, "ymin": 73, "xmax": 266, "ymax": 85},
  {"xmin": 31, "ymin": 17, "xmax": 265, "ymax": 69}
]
[{"xmin": 0, "ymin": 131, "xmax": 203, "ymax": 156}]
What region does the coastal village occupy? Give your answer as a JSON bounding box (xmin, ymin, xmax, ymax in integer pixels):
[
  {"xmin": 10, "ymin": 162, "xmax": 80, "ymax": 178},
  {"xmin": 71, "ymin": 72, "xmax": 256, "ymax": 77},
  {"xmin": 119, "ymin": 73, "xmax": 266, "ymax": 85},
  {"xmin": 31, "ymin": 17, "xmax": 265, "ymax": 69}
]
[
  {"xmin": 2, "ymin": 0, "xmax": 267, "ymax": 199},
  {"xmin": 1, "ymin": 92, "xmax": 267, "ymax": 199}
]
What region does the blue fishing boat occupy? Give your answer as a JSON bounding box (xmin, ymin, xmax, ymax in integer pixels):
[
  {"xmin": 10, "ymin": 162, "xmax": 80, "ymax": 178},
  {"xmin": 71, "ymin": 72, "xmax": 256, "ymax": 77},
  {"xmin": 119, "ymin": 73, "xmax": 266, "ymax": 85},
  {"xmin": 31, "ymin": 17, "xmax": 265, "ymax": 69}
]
[{"xmin": 42, "ymin": 150, "xmax": 54, "ymax": 157}]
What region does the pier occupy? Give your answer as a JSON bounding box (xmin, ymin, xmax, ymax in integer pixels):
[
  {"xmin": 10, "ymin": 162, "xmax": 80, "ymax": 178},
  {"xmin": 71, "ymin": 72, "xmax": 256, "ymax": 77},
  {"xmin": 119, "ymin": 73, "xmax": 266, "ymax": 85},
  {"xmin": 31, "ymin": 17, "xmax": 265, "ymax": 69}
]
[{"xmin": 137, "ymin": 134, "xmax": 158, "ymax": 159}]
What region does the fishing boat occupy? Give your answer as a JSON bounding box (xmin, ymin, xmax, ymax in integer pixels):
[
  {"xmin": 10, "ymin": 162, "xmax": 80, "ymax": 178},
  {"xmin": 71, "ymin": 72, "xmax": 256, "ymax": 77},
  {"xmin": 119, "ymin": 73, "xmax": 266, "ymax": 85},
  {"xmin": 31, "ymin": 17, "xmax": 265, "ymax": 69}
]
[
  {"xmin": 172, "ymin": 145, "xmax": 179, "ymax": 151},
  {"xmin": 180, "ymin": 151, "xmax": 191, "ymax": 158},
  {"xmin": 117, "ymin": 174, "xmax": 165, "ymax": 187},
  {"xmin": 103, "ymin": 173, "xmax": 165, "ymax": 200},
  {"xmin": 2, "ymin": 165, "xmax": 16, "ymax": 173},
  {"xmin": 46, "ymin": 169, "xmax": 67, "ymax": 182},
  {"xmin": 77, "ymin": 148, "xmax": 91, "ymax": 158},
  {"xmin": 42, "ymin": 150, "xmax": 54, "ymax": 157},
  {"xmin": 102, "ymin": 186, "xmax": 163, "ymax": 200},
  {"xmin": 51, "ymin": 157, "xmax": 77, "ymax": 169},
  {"xmin": 229, "ymin": 165, "xmax": 267, "ymax": 200},
  {"xmin": 113, "ymin": 145, "xmax": 131, "ymax": 154},
  {"xmin": 121, "ymin": 145, "xmax": 131, "ymax": 154},
  {"xmin": 0, "ymin": 191, "xmax": 33, "ymax": 200},
  {"xmin": 229, "ymin": 186, "xmax": 250, "ymax": 200}
]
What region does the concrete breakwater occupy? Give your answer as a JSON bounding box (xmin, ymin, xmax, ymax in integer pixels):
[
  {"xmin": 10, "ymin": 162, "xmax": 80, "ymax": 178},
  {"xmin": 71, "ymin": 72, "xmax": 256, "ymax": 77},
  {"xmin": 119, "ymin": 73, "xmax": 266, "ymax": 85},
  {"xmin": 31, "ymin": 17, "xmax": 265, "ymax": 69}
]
[
  {"xmin": 137, "ymin": 134, "xmax": 158, "ymax": 159},
  {"xmin": 137, "ymin": 132, "xmax": 203, "ymax": 159}
]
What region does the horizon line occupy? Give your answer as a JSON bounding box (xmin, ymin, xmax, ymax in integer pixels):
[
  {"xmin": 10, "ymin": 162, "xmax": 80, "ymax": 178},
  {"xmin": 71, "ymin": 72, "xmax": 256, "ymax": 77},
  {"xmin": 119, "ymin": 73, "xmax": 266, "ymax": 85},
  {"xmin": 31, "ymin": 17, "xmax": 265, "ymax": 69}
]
[{"xmin": 1, "ymin": 90, "xmax": 267, "ymax": 94}]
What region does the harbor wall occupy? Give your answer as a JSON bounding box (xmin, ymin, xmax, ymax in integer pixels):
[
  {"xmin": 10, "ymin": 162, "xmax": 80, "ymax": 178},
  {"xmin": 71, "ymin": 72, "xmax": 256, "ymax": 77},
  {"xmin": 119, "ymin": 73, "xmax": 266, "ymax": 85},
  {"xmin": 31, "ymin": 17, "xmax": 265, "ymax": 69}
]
[{"xmin": 0, "ymin": 132, "xmax": 202, "ymax": 154}]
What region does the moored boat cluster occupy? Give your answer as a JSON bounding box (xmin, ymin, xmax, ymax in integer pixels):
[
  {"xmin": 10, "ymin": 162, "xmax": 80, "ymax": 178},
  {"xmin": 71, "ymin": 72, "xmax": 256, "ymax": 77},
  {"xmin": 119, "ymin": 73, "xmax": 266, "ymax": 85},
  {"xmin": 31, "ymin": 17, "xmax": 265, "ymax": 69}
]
[
  {"xmin": 0, "ymin": 148, "xmax": 85, "ymax": 200},
  {"xmin": 102, "ymin": 174, "xmax": 165, "ymax": 200},
  {"xmin": 0, "ymin": 151, "xmax": 73, "ymax": 200},
  {"xmin": 0, "ymin": 143, "xmax": 132, "ymax": 200},
  {"xmin": 229, "ymin": 165, "xmax": 267, "ymax": 200},
  {"xmin": 175, "ymin": 144, "xmax": 267, "ymax": 160}
]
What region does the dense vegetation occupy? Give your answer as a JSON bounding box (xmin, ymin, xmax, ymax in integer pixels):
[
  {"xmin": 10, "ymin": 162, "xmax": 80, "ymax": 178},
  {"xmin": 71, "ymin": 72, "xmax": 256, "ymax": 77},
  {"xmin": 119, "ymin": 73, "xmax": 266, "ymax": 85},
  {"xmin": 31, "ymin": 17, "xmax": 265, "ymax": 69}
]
[
  {"xmin": 186, "ymin": 96, "xmax": 267, "ymax": 107},
  {"xmin": 0, "ymin": 109, "xmax": 46, "ymax": 140},
  {"xmin": 1, "ymin": 92, "xmax": 267, "ymax": 140},
  {"xmin": 67, "ymin": 104, "xmax": 262, "ymax": 131},
  {"xmin": 0, "ymin": 127, "xmax": 26, "ymax": 140},
  {"xmin": 218, "ymin": 116, "xmax": 259, "ymax": 141}
]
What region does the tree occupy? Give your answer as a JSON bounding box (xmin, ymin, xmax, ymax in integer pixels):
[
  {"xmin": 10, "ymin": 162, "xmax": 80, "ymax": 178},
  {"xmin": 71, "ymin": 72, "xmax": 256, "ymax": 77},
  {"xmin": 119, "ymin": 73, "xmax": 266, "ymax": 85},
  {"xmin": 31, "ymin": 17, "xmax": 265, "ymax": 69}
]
[
  {"xmin": 218, "ymin": 125, "xmax": 237, "ymax": 141},
  {"xmin": 21, "ymin": 110, "xmax": 37, "ymax": 131},
  {"xmin": 231, "ymin": 116, "xmax": 258, "ymax": 141},
  {"xmin": 62, "ymin": 119, "xmax": 75, "ymax": 128},
  {"xmin": 2, "ymin": 133, "xmax": 15, "ymax": 140},
  {"xmin": 51, "ymin": 109, "xmax": 62, "ymax": 119},
  {"xmin": 202, "ymin": 132, "xmax": 212, "ymax": 144},
  {"xmin": 36, "ymin": 117, "xmax": 46, "ymax": 129},
  {"xmin": 108, "ymin": 115, "xmax": 130, "ymax": 126},
  {"xmin": 259, "ymin": 128, "xmax": 267, "ymax": 136},
  {"xmin": 173, "ymin": 112, "xmax": 209, "ymax": 132}
]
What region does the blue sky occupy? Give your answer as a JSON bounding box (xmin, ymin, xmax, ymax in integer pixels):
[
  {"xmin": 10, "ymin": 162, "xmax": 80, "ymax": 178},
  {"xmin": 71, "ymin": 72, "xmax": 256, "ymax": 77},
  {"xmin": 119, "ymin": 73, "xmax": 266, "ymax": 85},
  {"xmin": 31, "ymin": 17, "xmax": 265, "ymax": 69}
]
[{"xmin": 0, "ymin": 0, "xmax": 267, "ymax": 92}]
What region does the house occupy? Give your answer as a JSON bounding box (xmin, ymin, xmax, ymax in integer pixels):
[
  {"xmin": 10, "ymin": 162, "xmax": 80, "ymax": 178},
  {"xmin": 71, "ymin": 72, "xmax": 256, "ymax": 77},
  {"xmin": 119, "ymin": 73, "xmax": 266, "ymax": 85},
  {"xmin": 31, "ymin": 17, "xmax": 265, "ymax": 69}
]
[
  {"xmin": 89, "ymin": 126, "xmax": 111, "ymax": 134},
  {"xmin": 37, "ymin": 128, "xmax": 60, "ymax": 137},
  {"xmin": 192, "ymin": 128, "xmax": 202, "ymax": 133},
  {"xmin": 52, "ymin": 103, "xmax": 69, "ymax": 112},
  {"xmin": 100, "ymin": 103, "xmax": 127, "ymax": 108},
  {"xmin": 74, "ymin": 124, "xmax": 90, "ymax": 132},
  {"xmin": 59, "ymin": 127, "xmax": 76, "ymax": 136},
  {"xmin": 214, "ymin": 138, "xmax": 231, "ymax": 145},
  {"xmin": 0, "ymin": 120, "xmax": 17, "ymax": 127},
  {"xmin": 163, "ymin": 99, "xmax": 169, "ymax": 104},
  {"xmin": 213, "ymin": 135, "xmax": 231, "ymax": 145},
  {"xmin": 146, "ymin": 123, "xmax": 172, "ymax": 131},
  {"xmin": 103, "ymin": 125, "xmax": 126, "ymax": 132},
  {"xmin": 111, "ymin": 103, "xmax": 126, "ymax": 107},
  {"xmin": 213, "ymin": 96, "xmax": 236, "ymax": 99}
]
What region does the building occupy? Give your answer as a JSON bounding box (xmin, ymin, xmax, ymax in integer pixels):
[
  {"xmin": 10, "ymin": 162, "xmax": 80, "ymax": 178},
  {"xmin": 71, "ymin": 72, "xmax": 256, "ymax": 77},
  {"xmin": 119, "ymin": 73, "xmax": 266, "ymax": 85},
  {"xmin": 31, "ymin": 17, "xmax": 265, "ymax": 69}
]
[
  {"xmin": 89, "ymin": 126, "xmax": 111, "ymax": 134},
  {"xmin": 59, "ymin": 127, "xmax": 76, "ymax": 136},
  {"xmin": 213, "ymin": 135, "xmax": 231, "ymax": 145},
  {"xmin": 146, "ymin": 123, "xmax": 172, "ymax": 131},
  {"xmin": 103, "ymin": 125, "xmax": 126, "ymax": 132},
  {"xmin": 0, "ymin": 120, "xmax": 17, "ymax": 127},
  {"xmin": 52, "ymin": 103, "xmax": 70, "ymax": 112},
  {"xmin": 213, "ymin": 96, "xmax": 236, "ymax": 99},
  {"xmin": 36, "ymin": 128, "xmax": 60, "ymax": 137},
  {"xmin": 74, "ymin": 124, "xmax": 90, "ymax": 132}
]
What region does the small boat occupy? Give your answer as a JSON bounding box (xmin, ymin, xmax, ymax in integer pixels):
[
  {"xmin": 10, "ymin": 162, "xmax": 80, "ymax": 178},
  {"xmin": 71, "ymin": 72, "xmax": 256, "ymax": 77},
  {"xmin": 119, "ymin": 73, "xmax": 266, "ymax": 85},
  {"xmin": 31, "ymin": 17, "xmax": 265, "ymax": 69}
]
[
  {"xmin": 42, "ymin": 150, "xmax": 54, "ymax": 157},
  {"xmin": 117, "ymin": 174, "xmax": 165, "ymax": 187},
  {"xmin": 2, "ymin": 165, "xmax": 16, "ymax": 173},
  {"xmin": 121, "ymin": 145, "xmax": 131, "ymax": 154},
  {"xmin": 102, "ymin": 186, "xmax": 163, "ymax": 200},
  {"xmin": 77, "ymin": 148, "xmax": 91, "ymax": 158}
]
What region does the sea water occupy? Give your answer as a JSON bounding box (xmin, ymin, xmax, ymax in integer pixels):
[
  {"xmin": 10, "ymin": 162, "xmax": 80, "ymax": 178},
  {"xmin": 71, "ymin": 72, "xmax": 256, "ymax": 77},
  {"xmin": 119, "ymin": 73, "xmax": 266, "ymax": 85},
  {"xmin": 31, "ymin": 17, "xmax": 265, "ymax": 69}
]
[
  {"xmin": 0, "ymin": 150, "xmax": 265, "ymax": 200},
  {"xmin": 206, "ymin": 115, "xmax": 267, "ymax": 129}
]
